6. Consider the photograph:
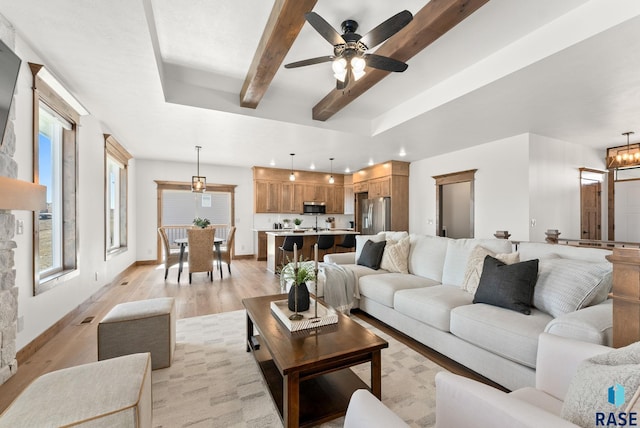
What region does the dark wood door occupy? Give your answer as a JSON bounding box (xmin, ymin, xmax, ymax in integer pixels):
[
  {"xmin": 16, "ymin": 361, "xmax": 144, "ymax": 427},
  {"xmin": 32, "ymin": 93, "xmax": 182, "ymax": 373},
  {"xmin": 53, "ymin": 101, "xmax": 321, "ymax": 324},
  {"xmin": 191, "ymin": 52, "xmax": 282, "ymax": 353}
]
[{"xmin": 581, "ymin": 181, "xmax": 601, "ymax": 240}]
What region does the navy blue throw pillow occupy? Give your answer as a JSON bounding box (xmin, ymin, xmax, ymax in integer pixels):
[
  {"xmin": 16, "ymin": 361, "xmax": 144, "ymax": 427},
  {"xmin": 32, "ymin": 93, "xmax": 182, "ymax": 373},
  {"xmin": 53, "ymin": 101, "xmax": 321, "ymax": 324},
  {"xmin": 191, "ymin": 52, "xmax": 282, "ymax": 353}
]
[{"xmin": 473, "ymin": 255, "xmax": 539, "ymax": 315}]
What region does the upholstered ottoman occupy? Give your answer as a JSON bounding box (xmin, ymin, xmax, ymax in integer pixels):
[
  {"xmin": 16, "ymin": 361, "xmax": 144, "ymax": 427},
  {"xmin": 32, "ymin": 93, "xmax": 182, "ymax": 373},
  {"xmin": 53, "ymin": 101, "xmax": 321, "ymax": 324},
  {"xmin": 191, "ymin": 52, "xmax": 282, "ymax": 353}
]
[
  {"xmin": 0, "ymin": 353, "xmax": 152, "ymax": 427},
  {"xmin": 98, "ymin": 297, "xmax": 176, "ymax": 370}
]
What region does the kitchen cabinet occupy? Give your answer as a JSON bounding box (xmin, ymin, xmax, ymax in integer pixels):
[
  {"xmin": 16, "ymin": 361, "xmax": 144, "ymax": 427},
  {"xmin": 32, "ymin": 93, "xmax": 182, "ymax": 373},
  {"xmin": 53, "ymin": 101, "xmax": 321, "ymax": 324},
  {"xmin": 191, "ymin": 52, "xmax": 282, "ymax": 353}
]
[
  {"xmin": 353, "ymin": 181, "xmax": 368, "ymax": 193},
  {"xmin": 256, "ymin": 231, "xmax": 267, "ymax": 261},
  {"xmin": 344, "ymin": 185, "xmax": 354, "ymax": 215},
  {"xmin": 369, "ymin": 177, "xmax": 391, "ymax": 197},
  {"xmin": 254, "ymin": 180, "xmax": 281, "ymax": 213},
  {"xmin": 252, "ymin": 167, "xmax": 345, "ymax": 214}
]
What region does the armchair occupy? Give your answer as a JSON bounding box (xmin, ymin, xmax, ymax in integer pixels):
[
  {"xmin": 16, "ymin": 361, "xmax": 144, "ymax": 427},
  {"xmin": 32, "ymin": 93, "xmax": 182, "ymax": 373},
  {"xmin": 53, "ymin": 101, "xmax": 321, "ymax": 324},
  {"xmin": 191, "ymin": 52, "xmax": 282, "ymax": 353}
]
[{"xmin": 435, "ymin": 333, "xmax": 611, "ymax": 428}]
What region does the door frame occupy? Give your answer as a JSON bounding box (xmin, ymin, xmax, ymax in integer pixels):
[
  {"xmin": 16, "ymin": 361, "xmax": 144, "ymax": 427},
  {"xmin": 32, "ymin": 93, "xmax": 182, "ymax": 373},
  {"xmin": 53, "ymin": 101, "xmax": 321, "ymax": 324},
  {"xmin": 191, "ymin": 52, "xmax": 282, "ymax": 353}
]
[
  {"xmin": 432, "ymin": 169, "xmax": 476, "ymax": 238},
  {"xmin": 579, "ymin": 168, "xmax": 606, "ymax": 241}
]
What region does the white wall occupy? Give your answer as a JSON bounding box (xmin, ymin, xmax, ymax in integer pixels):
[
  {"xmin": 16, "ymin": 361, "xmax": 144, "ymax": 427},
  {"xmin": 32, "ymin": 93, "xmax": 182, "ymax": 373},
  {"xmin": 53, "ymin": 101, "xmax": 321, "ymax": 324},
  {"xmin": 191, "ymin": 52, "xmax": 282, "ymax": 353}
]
[
  {"xmin": 410, "ymin": 134, "xmax": 531, "ymax": 241},
  {"xmin": 528, "ymin": 134, "xmax": 606, "ymax": 242},
  {"xmin": 11, "ymin": 35, "xmax": 137, "ymax": 350},
  {"xmin": 615, "ymin": 180, "xmax": 640, "ymax": 242},
  {"xmin": 134, "ymin": 159, "xmax": 254, "ymax": 260}
]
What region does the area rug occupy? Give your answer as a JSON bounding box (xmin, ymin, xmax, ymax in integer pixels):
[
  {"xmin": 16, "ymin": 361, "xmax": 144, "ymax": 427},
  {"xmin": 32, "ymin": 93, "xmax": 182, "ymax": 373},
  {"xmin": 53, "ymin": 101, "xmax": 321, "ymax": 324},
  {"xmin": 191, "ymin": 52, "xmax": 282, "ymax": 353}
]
[{"xmin": 152, "ymin": 310, "xmax": 444, "ymax": 427}]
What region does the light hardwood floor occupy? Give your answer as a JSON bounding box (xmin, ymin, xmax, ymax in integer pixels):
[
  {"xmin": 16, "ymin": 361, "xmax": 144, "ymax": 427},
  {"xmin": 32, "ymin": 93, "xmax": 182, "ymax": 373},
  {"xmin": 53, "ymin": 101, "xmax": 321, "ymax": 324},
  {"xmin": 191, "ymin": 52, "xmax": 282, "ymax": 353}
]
[{"xmin": 0, "ymin": 259, "xmax": 504, "ymax": 413}]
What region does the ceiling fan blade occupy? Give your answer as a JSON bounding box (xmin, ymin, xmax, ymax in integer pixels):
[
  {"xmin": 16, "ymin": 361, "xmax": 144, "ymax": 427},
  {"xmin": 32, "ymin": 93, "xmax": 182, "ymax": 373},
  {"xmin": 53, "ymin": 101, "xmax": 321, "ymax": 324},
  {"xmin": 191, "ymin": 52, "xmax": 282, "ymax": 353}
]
[
  {"xmin": 359, "ymin": 10, "xmax": 413, "ymax": 49},
  {"xmin": 364, "ymin": 54, "xmax": 408, "ymax": 72},
  {"xmin": 284, "ymin": 56, "xmax": 335, "ymax": 69},
  {"xmin": 305, "ymin": 12, "xmax": 346, "ymax": 46}
]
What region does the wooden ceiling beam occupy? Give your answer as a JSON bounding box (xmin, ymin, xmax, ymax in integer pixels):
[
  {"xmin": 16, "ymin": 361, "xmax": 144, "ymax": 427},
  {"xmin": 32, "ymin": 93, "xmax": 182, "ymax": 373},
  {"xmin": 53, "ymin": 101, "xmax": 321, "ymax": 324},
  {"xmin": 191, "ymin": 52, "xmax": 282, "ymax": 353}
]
[
  {"xmin": 240, "ymin": 0, "xmax": 318, "ymax": 109},
  {"xmin": 312, "ymin": 0, "xmax": 490, "ymax": 122}
]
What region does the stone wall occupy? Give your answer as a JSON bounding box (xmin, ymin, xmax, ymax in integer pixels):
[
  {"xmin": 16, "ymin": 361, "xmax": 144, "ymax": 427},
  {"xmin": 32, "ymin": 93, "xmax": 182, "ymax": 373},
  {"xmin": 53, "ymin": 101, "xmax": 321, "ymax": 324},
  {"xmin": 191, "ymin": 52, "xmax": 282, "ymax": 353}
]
[{"xmin": 0, "ymin": 13, "xmax": 19, "ymax": 385}]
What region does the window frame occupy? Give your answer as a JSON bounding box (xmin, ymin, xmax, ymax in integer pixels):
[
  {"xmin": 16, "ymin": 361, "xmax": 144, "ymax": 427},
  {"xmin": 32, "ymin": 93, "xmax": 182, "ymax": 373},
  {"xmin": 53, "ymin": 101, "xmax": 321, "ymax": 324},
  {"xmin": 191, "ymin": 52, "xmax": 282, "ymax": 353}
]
[
  {"xmin": 31, "ymin": 63, "xmax": 80, "ymax": 295},
  {"xmin": 104, "ymin": 134, "xmax": 131, "ymax": 259}
]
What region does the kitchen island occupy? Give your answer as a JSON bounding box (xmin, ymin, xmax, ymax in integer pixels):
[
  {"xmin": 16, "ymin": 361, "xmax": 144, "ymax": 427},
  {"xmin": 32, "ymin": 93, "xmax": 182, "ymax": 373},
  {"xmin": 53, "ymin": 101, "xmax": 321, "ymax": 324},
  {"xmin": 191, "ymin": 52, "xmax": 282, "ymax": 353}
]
[{"xmin": 265, "ymin": 229, "xmax": 358, "ymax": 273}]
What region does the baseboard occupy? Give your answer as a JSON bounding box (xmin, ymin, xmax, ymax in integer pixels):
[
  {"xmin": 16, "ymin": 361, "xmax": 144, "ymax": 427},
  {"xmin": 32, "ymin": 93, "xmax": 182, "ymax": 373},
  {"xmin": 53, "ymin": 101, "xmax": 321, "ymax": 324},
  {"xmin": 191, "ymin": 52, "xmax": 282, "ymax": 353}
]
[
  {"xmin": 234, "ymin": 254, "xmax": 255, "ymax": 260},
  {"xmin": 136, "ymin": 259, "xmax": 158, "ymax": 265},
  {"xmin": 16, "ymin": 261, "xmax": 138, "ymax": 365}
]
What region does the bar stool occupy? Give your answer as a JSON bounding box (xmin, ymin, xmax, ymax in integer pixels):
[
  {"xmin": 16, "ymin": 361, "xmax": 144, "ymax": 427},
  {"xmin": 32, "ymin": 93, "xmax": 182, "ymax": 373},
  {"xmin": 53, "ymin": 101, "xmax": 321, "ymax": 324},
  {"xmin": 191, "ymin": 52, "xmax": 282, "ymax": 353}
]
[
  {"xmin": 313, "ymin": 234, "xmax": 335, "ymax": 259},
  {"xmin": 336, "ymin": 234, "xmax": 356, "ymax": 252},
  {"xmin": 279, "ymin": 235, "xmax": 304, "ymax": 271}
]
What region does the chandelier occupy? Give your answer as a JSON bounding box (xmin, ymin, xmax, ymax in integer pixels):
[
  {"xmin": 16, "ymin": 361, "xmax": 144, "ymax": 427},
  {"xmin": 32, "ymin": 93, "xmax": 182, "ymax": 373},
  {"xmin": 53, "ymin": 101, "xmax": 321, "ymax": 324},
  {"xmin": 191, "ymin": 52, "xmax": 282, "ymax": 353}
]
[
  {"xmin": 607, "ymin": 131, "xmax": 640, "ymax": 169},
  {"xmin": 191, "ymin": 145, "xmax": 206, "ymax": 193}
]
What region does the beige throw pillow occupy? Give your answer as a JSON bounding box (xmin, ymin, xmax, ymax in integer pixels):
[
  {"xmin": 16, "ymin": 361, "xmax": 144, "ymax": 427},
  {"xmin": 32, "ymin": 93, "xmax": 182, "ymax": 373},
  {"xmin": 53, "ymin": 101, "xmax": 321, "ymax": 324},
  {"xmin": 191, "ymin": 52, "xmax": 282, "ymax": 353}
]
[
  {"xmin": 380, "ymin": 236, "xmax": 410, "ymax": 274},
  {"xmin": 461, "ymin": 245, "xmax": 520, "ymax": 294}
]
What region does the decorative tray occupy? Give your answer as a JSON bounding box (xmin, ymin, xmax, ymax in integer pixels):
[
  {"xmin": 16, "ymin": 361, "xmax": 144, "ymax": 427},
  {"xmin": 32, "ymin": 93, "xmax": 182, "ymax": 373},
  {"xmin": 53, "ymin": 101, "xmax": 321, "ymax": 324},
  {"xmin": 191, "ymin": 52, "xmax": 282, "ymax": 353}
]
[{"xmin": 270, "ymin": 298, "xmax": 338, "ymax": 332}]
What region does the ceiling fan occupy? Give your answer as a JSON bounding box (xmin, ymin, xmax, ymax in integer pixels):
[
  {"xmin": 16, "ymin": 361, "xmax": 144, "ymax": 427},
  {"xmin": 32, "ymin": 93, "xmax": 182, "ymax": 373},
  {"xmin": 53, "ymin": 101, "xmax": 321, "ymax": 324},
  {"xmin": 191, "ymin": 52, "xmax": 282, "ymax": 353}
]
[{"xmin": 285, "ymin": 10, "xmax": 413, "ymax": 90}]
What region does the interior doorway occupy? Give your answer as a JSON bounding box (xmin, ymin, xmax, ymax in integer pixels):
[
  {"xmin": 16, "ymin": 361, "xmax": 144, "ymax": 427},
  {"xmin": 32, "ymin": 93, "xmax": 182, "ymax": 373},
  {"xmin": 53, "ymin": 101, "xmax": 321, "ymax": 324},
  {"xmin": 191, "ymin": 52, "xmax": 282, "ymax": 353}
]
[
  {"xmin": 433, "ymin": 169, "xmax": 476, "ymax": 238},
  {"xmin": 579, "ymin": 168, "xmax": 605, "ymax": 241}
]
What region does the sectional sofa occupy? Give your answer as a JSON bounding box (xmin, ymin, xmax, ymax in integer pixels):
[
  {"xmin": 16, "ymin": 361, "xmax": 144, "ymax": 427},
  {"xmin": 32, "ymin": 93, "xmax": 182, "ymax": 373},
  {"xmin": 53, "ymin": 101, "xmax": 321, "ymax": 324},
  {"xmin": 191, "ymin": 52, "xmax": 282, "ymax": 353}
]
[{"xmin": 324, "ymin": 232, "xmax": 613, "ymax": 391}]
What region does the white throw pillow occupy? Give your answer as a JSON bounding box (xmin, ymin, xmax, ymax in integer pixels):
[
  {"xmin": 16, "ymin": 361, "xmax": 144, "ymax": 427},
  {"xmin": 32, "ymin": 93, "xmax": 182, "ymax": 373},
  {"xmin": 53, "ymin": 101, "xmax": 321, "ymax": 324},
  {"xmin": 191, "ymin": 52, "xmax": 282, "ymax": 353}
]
[
  {"xmin": 461, "ymin": 245, "xmax": 520, "ymax": 294},
  {"xmin": 533, "ymin": 257, "xmax": 612, "ymax": 318},
  {"xmin": 380, "ymin": 236, "xmax": 410, "ymax": 274},
  {"xmin": 561, "ymin": 341, "xmax": 640, "ymax": 426}
]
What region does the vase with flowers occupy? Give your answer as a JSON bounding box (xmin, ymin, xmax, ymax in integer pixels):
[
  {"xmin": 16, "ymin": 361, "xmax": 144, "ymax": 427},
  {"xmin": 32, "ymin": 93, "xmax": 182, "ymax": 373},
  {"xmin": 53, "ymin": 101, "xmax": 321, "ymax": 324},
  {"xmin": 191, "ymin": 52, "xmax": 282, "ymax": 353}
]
[
  {"xmin": 281, "ymin": 256, "xmax": 316, "ymax": 312},
  {"xmin": 193, "ymin": 217, "xmax": 210, "ymax": 228}
]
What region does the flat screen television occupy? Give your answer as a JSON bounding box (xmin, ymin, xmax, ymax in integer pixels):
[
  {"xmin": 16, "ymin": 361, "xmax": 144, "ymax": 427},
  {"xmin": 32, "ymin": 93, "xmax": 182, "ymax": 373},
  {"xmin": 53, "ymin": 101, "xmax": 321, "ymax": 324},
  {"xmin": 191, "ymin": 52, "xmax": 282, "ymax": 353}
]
[{"xmin": 0, "ymin": 39, "xmax": 21, "ymax": 146}]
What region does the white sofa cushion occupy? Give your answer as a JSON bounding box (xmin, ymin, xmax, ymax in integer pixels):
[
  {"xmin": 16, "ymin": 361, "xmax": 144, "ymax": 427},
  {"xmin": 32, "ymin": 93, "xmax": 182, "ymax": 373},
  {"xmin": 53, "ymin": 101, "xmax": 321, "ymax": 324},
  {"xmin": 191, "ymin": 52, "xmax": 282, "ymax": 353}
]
[
  {"xmin": 450, "ymin": 303, "xmax": 553, "ymax": 368},
  {"xmin": 533, "ymin": 257, "xmax": 612, "ymax": 318},
  {"xmin": 407, "ymin": 234, "xmax": 450, "ymax": 281},
  {"xmin": 377, "ymin": 231, "xmax": 409, "ymax": 241},
  {"xmin": 339, "ymin": 264, "xmax": 388, "ymax": 279},
  {"xmin": 441, "ymin": 239, "xmax": 513, "ymax": 286},
  {"xmin": 359, "ymin": 273, "xmax": 439, "ymax": 308},
  {"xmin": 394, "ymin": 285, "xmax": 473, "ymax": 332},
  {"xmin": 462, "ymin": 245, "xmax": 520, "ymax": 294}
]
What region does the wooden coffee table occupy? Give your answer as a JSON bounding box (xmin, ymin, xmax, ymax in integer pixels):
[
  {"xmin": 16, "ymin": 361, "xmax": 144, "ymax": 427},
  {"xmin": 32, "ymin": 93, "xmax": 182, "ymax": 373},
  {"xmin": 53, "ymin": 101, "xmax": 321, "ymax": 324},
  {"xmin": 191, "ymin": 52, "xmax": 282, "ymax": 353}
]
[{"xmin": 243, "ymin": 294, "xmax": 388, "ymax": 428}]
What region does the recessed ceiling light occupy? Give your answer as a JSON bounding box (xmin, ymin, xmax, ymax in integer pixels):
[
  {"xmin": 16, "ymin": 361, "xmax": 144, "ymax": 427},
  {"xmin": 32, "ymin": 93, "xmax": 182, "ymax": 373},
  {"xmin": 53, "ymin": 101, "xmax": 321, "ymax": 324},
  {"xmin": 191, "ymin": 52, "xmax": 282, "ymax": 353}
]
[
  {"xmin": 399, "ymin": 148, "xmax": 406, "ymax": 157},
  {"xmin": 310, "ymin": 163, "xmax": 316, "ymax": 170},
  {"xmin": 368, "ymin": 159, "xmax": 374, "ymax": 166},
  {"xmin": 269, "ymin": 159, "xmax": 275, "ymax": 166},
  {"xmin": 345, "ymin": 167, "xmax": 351, "ymax": 173}
]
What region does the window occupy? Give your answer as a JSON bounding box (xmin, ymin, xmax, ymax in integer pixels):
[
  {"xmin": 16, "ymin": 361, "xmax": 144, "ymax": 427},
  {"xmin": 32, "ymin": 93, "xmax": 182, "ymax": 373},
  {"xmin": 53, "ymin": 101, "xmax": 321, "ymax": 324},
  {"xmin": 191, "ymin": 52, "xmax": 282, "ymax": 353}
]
[
  {"xmin": 31, "ymin": 63, "xmax": 81, "ymax": 294},
  {"xmin": 104, "ymin": 134, "xmax": 131, "ymax": 258},
  {"xmin": 154, "ymin": 181, "xmax": 236, "ymax": 262}
]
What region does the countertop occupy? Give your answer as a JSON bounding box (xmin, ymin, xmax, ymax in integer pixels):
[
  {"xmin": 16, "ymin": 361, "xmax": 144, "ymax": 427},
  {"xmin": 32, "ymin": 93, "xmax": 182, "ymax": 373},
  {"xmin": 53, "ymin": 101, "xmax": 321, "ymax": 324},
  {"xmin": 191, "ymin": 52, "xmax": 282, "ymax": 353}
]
[{"xmin": 265, "ymin": 229, "xmax": 358, "ymax": 237}]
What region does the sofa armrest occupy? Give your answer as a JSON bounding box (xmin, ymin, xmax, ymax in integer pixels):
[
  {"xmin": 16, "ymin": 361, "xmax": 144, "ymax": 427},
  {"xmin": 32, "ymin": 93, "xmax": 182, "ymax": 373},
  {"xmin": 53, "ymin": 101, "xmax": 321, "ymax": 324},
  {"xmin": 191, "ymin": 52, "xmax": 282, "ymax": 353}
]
[
  {"xmin": 544, "ymin": 299, "xmax": 613, "ymax": 346},
  {"xmin": 344, "ymin": 389, "xmax": 409, "ymax": 428},
  {"xmin": 323, "ymin": 252, "xmax": 355, "ymax": 265},
  {"xmin": 535, "ymin": 332, "xmax": 611, "ymax": 401},
  {"xmin": 435, "ymin": 372, "xmax": 578, "ymax": 428}
]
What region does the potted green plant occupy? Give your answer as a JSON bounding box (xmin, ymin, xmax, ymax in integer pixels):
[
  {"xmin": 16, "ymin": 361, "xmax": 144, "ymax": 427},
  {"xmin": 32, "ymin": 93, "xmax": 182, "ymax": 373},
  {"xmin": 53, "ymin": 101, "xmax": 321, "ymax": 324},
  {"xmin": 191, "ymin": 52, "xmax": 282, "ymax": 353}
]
[
  {"xmin": 281, "ymin": 257, "xmax": 316, "ymax": 312},
  {"xmin": 282, "ymin": 219, "xmax": 291, "ymax": 229},
  {"xmin": 293, "ymin": 218, "xmax": 303, "ymax": 229},
  {"xmin": 193, "ymin": 217, "xmax": 211, "ymax": 228}
]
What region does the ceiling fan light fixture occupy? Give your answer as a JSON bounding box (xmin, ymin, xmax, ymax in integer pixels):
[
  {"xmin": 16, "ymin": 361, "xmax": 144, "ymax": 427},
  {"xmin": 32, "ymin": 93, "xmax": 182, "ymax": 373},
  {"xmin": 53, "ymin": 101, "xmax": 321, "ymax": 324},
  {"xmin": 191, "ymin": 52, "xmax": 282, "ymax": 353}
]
[
  {"xmin": 351, "ymin": 56, "xmax": 366, "ymax": 80},
  {"xmin": 332, "ymin": 58, "xmax": 347, "ymax": 82}
]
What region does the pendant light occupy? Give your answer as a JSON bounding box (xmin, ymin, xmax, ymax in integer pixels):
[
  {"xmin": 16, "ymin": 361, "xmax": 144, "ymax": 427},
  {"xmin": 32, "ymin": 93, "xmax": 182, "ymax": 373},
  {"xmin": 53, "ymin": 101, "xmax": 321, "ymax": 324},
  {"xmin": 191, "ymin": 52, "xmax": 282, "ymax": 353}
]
[
  {"xmin": 289, "ymin": 153, "xmax": 296, "ymax": 181},
  {"xmin": 621, "ymin": 131, "xmax": 635, "ymax": 162},
  {"xmin": 191, "ymin": 145, "xmax": 206, "ymax": 193},
  {"xmin": 328, "ymin": 157, "xmax": 335, "ymax": 184}
]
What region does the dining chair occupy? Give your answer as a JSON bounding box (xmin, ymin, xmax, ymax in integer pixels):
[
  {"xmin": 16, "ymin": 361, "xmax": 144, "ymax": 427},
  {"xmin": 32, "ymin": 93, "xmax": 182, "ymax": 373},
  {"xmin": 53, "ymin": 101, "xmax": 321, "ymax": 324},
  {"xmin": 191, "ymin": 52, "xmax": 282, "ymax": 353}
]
[
  {"xmin": 219, "ymin": 226, "xmax": 236, "ymax": 274},
  {"xmin": 186, "ymin": 227, "xmax": 215, "ymax": 284},
  {"xmin": 158, "ymin": 227, "xmax": 184, "ymax": 280}
]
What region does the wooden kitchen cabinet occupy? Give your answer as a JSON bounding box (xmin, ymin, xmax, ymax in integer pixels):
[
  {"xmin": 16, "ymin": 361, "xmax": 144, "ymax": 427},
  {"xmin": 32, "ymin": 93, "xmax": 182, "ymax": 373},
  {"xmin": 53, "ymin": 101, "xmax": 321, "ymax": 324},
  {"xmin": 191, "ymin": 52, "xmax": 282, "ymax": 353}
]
[
  {"xmin": 254, "ymin": 180, "xmax": 281, "ymax": 213},
  {"xmin": 369, "ymin": 177, "xmax": 391, "ymax": 197},
  {"xmin": 281, "ymin": 183, "xmax": 305, "ymax": 214},
  {"xmin": 353, "ymin": 181, "xmax": 368, "ymax": 193},
  {"xmin": 326, "ymin": 185, "xmax": 344, "ymax": 214}
]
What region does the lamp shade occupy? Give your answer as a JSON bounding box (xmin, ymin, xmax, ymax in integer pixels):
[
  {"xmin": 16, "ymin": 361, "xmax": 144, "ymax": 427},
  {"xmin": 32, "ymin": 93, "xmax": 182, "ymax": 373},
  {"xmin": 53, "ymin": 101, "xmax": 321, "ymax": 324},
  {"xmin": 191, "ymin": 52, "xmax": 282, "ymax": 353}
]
[{"xmin": 192, "ymin": 176, "xmax": 206, "ymax": 193}]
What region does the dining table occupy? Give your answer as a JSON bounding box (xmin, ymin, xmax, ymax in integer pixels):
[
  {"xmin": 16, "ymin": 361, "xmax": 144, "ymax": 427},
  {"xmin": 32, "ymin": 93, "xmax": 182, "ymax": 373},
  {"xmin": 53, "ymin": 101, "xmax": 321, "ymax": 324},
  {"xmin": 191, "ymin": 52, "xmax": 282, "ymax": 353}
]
[{"xmin": 174, "ymin": 237, "xmax": 224, "ymax": 281}]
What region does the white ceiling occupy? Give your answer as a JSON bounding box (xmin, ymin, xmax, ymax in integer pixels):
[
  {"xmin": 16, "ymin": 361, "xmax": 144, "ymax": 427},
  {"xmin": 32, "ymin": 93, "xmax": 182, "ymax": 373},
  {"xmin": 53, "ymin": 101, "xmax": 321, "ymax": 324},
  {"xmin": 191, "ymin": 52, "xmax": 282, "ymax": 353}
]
[{"xmin": 2, "ymin": 0, "xmax": 640, "ymax": 174}]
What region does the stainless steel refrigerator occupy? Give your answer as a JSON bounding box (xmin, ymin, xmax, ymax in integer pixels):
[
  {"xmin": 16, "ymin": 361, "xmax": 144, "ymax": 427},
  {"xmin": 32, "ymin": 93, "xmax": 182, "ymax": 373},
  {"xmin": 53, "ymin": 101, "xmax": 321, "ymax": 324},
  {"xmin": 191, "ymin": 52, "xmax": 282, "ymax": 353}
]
[{"xmin": 361, "ymin": 197, "xmax": 391, "ymax": 234}]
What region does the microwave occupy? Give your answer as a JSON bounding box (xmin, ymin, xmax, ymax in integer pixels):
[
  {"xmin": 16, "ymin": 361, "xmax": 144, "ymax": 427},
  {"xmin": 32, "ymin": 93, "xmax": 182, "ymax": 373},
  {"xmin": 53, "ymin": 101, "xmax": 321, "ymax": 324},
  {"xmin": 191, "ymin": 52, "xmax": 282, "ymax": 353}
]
[{"xmin": 303, "ymin": 201, "xmax": 326, "ymax": 215}]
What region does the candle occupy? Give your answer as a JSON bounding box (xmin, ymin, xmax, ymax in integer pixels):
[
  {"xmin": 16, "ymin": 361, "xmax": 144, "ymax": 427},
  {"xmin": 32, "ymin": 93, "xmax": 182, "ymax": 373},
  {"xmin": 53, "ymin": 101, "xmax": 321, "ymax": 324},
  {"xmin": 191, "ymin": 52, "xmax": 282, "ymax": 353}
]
[
  {"xmin": 293, "ymin": 243, "xmax": 298, "ymax": 268},
  {"xmin": 314, "ymin": 243, "xmax": 318, "ymax": 270}
]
